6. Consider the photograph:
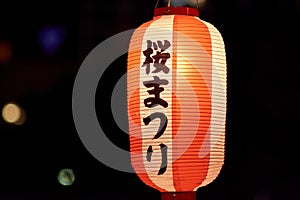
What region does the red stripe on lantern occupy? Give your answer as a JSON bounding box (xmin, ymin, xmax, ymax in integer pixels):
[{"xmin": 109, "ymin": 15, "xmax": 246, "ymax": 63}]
[{"xmin": 171, "ymin": 15, "xmax": 212, "ymax": 192}]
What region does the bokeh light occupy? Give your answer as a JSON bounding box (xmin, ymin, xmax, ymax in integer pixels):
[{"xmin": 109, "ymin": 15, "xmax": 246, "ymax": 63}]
[
  {"xmin": 38, "ymin": 26, "xmax": 66, "ymax": 56},
  {"xmin": 254, "ymin": 192, "xmax": 270, "ymax": 200},
  {"xmin": 197, "ymin": 0, "xmax": 206, "ymax": 7},
  {"xmin": 160, "ymin": 0, "xmax": 206, "ymax": 7},
  {"xmin": 2, "ymin": 102, "xmax": 26, "ymax": 125},
  {"xmin": 0, "ymin": 40, "xmax": 13, "ymax": 64},
  {"xmin": 57, "ymin": 168, "xmax": 75, "ymax": 186}
]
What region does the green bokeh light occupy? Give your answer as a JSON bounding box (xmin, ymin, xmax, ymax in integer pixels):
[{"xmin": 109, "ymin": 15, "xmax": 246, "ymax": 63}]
[{"xmin": 57, "ymin": 168, "xmax": 75, "ymax": 186}]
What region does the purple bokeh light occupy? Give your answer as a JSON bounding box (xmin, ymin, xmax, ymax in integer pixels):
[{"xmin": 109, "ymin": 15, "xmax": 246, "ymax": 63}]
[{"xmin": 38, "ymin": 25, "xmax": 66, "ymax": 55}]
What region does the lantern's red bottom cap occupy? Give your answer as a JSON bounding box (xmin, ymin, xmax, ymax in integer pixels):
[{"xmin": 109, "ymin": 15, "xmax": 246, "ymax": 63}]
[
  {"xmin": 154, "ymin": 7, "xmax": 199, "ymax": 17},
  {"xmin": 161, "ymin": 192, "xmax": 196, "ymax": 200}
]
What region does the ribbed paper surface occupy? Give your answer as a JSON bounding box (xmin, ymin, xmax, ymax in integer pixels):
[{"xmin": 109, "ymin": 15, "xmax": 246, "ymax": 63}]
[{"xmin": 127, "ymin": 14, "xmax": 226, "ymax": 192}]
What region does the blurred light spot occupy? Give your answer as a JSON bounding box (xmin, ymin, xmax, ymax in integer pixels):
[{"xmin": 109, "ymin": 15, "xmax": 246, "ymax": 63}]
[
  {"xmin": 38, "ymin": 26, "xmax": 66, "ymax": 55},
  {"xmin": 58, "ymin": 168, "xmax": 75, "ymax": 186},
  {"xmin": 0, "ymin": 41, "xmax": 13, "ymax": 64},
  {"xmin": 161, "ymin": 0, "xmax": 206, "ymax": 7},
  {"xmin": 2, "ymin": 102, "xmax": 26, "ymax": 125},
  {"xmin": 254, "ymin": 192, "xmax": 269, "ymax": 200},
  {"xmin": 197, "ymin": 0, "xmax": 206, "ymax": 7}
]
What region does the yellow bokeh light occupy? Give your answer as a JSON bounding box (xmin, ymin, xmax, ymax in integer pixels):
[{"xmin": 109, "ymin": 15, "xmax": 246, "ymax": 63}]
[{"xmin": 2, "ymin": 103, "xmax": 26, "ymax": 125}]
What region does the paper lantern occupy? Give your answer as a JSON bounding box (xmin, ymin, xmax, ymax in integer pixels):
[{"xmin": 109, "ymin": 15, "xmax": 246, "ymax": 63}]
[{"xmin": 127, "ymin": 1, "xmax": 226, "ymax": 199}]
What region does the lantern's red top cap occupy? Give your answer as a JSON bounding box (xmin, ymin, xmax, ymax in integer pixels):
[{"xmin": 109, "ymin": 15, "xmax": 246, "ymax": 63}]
[{"xmin": 154, "ymin": 7, "xmax": 199, "ymax": 17}]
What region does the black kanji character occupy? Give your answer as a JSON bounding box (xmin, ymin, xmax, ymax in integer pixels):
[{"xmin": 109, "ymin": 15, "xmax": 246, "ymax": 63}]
[
  {"xmin": 143, "ymin": 76, "xmax": 169, "ymax": 108},
  {"xmin": 141, "ymin": 40, "xmax": 154, "ymax": 74},
  {"xmin": 144, "ymin": 112, "xmax": 168, "ymax": 175}
]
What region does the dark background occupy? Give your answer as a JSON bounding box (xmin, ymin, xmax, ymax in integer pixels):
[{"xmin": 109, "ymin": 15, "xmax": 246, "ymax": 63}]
[{"xmin": 0, "ymin": 0, "xmax": 299, "ymax": 199}]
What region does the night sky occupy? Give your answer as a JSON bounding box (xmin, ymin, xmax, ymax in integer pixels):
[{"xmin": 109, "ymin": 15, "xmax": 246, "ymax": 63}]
[{"xmin": 1, "ymin": 0, "xmax": 300, "ymax": 199}]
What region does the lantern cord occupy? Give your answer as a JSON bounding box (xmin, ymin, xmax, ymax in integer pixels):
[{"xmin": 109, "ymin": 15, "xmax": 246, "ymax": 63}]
[
  {"xmin": 196, "ymin": 0, "xmax": 199, "ymax": 8},
  {"xmin": 154, "ymin": 0, "xmax": 199, "ymax": 9},
  {"xmin": 154, "ymin": 0, "xmax": 171, "ymax": 8},
  {"xmin": 155, "ymin": 0, "xmax": 159, "ymax": 8}
]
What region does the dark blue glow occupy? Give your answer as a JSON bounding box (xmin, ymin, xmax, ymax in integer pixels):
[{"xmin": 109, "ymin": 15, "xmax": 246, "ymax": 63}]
[{"xmin": 38, "ymin": 26, "xmax": 66, "ymax": 55}]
